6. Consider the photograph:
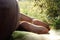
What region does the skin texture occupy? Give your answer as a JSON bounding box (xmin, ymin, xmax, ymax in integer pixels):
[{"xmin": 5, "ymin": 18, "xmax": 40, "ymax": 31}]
[
  {"xmin": 18, "ymin": 13, "xmax": 50, "ymax": 34},
  {"xmin": 19, "ymin": 13, "xmax": 50, "ymax": 30},
  {"xmin": 18, "ymin": 21, "xmax": 49, "ymax": 34},
  {"xmin": 0, "ymin": 0, "xmax": 19, "ymax": 40},
  {"xmin": 19, "ymin": 13, "xmax": 33, "ymax": 23},
  {"xmin": 32, "ymin": 19, "xmax": 50, "ymax": 30}
]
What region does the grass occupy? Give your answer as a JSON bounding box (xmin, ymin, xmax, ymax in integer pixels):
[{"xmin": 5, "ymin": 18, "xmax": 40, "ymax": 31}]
[
  {"xmin": 18, "ymin": 1, "xmax": 60, "ymax": 29},
  {"xmin": 18, "ymin": 1, "xmax": 49, "ymax": 23}
]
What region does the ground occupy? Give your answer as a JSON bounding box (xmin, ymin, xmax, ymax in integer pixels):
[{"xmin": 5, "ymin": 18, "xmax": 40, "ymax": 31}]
[{"xmin": 12, "ymin": 29, "xmax": 60, "ymax": 40}]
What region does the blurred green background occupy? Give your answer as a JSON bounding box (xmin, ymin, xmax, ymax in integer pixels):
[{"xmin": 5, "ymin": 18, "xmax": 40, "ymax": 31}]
[{"xmin": 18, "ymin": 0, "xmax": 60, "ymax": 29}]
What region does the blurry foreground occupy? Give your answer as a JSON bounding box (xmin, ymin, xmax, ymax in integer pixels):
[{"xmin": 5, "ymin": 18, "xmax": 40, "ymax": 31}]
[{"xmin": 12, "ymin": 29, "xmax": 60, "ymax": 40}]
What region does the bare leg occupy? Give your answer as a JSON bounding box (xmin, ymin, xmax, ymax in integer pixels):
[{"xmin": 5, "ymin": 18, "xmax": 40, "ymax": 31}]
[
  {"xmin": 18, "ymin": 21, "xmax": 49, "ymax": 34},
  {"xmin": 19, "ymin": 13, "xmax": 33, "ymax": 22},
  {"xmin": 19, "ymin": 13, "xmax": 50, "ymax": 30},
  {"xmin": 32, "ymin": 19, "xmax": 50, "ymax": 30}
]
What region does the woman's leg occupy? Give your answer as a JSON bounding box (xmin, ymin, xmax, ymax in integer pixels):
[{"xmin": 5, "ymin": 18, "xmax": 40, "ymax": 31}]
[
  {"xmin": 19, "ymin": 13, "xmax": 50, "ymax": 30},
  {"xmin": 17, "ymin": 21, "xmax": 49, "ymax": 34},
  {"xmin": 32, "ymin": 19, "xmax": 50, "ymax": 30}
]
